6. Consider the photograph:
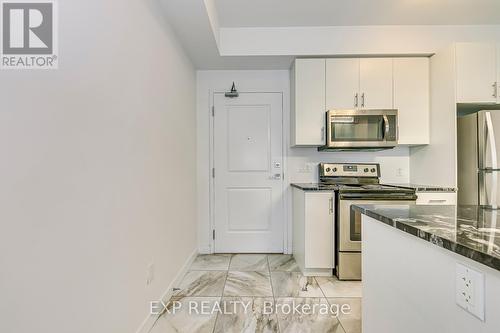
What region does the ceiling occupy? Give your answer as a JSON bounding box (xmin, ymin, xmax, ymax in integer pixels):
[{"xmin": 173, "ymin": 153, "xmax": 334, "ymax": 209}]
[
  {"xmin": 159, "ymin": 0, "xmax": 500, "ymax": 69},
  {"xmin": 215, "ymin": 0, "xmax": 500, "ymax": 27},
  {"xmin": 159, "ymin": 0, "xmax": 294, "ymax": 69}
]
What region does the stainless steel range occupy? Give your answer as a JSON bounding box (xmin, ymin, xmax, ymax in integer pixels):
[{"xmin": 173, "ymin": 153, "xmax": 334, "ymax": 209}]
[{"xmin": 319, "ymin": 163, "xmax": 417, "ymax": 280}]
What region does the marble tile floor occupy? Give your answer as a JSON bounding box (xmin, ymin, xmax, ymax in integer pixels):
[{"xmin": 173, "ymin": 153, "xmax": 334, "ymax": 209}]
[{"xmin": 150, "ymin": 254, "xmax": 362, "ymax": 333}]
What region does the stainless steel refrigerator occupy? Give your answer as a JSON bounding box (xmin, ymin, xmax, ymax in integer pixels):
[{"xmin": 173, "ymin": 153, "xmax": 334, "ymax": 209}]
[{"xmin": 458, "ymin": 110, "xmax": 500, "ymax": 208}]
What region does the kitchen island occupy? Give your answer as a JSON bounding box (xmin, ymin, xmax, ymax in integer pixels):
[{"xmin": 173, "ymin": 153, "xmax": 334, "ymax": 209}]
[{"xmin": 352, "ymin": 204, "xmax": 500, "ymax": 333}]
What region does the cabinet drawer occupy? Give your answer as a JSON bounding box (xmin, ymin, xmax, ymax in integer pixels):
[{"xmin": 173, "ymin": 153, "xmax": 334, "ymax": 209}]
[{"xmin": 416, "ymin": 192, "xmax": 457, "ymax": 205}]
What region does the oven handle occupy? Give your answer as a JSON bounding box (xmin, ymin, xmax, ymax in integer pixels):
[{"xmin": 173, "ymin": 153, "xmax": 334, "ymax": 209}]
[
  {"xmin": 383, "ymin": 115, "xmax": 390, "ymax": 140},
  {"xmin": 340, "ymin": 193, "xmax": 418, "ymax": 200}
]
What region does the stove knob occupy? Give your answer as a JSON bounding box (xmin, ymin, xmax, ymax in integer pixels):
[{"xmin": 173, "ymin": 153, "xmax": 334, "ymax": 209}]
[
  {"xmin": 325, "ymin": 167, "xmax": 331, "ymax": 172},
  {"xmin": 371, "ymin": 168, "xmax": 376, "ymax": 173},
  {"xmin": 364, "ymin": 168, "xmax": 369, "ymax": 172},
  {"xmin": 332, "ymin": 167, "xmax": 337, "ymax": 172}
]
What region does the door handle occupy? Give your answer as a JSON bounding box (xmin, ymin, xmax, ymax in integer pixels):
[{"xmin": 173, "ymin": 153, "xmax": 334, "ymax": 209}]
[
  {"xmin": 269, "ymin": 174, "xmax": 281, "ymax": 180},
  {"xmin": 428, "ymin": 199, "xmax": 447, "ymax": 203},
  {"xmin": 382, "ymin": 115, "xmax": 390, "ymax": 140},
  {"xmin": 485, "ymin": 112, "xmax": 498, "ymax": 169},
  {"xmin": 485, "ymin": 112, "xmax": 498, "ymax": 208},
  {"xmin": 354, "ymin": 93, "xmax": 358, "ymax": 108},
  {"xmin": 361, "ymin": 93, "xmax": 365, "ymax": 108},
  {"xmin": 493, "ymin": 82, "xmax": 498, "ymax": 98}
]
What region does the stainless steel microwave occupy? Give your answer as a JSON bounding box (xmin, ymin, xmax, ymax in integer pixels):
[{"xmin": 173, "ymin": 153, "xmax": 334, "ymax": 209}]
[{"xmin": 320, "ymin": 109, "xmax": 398, "ymax": 151}]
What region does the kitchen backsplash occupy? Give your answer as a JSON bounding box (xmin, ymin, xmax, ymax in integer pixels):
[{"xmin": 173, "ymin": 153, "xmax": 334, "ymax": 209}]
[{"xmin": 287, "ymin": 146, "xmax": 410, "ymax": 184}]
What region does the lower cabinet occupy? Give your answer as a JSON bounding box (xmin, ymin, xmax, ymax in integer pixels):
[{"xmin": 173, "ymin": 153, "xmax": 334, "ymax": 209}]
[{"xmin": 292, "ymin": 188, "xmax": 334, "ymax": 276}]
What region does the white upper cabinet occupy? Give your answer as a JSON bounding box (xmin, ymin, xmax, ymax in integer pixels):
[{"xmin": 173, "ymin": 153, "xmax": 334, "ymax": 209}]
[
  {"xmin": 326, "ymin": 58, "xmax": 393, "ymax": 111},
  {"xmin": 497, "ymin": 44, "xmax": 500, "ymax": 102},
  {"xmin": 359, "ymin": 58, "xmax": 394, "ymax": 109},
  {"xmin": 455, "ymin": 43, "xmax": 497, "ymax": 104},
  {"xmin": 291, "ymin": 56, "xmax": 430, "ymax": 147},
  {"xmin": 291, "ymin": 58, "xmax": 326, "ymax": 146},
  {"xmin": 326, "ymin": 59, "xmax": 360, "ymax": 110},
  {"xmin": 394, "ymin": 58, "xmax": 430, "ymax": 145}
]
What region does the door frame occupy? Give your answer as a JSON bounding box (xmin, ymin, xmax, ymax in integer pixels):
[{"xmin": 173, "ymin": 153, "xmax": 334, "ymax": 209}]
[{"xmin": 209, "ymin": 91, "xmax": 288, "ymax": 254}]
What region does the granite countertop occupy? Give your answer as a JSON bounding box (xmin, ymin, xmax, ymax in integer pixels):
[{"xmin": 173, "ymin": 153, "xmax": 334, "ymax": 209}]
[
  {"xmin": 292, "ymin": 182, "xmax": 456, "ymax": 192},
  {"xmin": 291, "ymin": 183, "xmax": 339, "ymax": 191},
  {"xmin": 352, "ymin": 204, "xmax": 500, "ymax": 272},
  {"xmin": 386, "ymin": 183, "xmax": 457, "ymax": 192}
]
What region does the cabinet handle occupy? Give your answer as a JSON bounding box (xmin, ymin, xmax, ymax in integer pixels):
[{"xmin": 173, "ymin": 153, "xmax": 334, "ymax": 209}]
[
  {"xmin": 361, "ymin": 93, "xmax": 365, "ymax": 108},
  {"xmin": 329, "ymin": 197, "xmax": 334, "ymax": 214},
  {"xmin": 428, "ymin": 199, "xmax": 446, "ymax": 203},
  {"xmin": 354, "ymin": 93, "xmax": 358, "ymax": 107},
  {"xmin": 493, "ymin": 82, "xmax": 498, "ymax": 98},
  {"xmin": 321, "ymin": 126, "xmax": 325, "ymax": 141}
]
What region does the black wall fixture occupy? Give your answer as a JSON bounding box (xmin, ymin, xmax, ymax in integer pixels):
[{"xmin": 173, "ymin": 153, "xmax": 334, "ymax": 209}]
[{"xmin": 225, "ymin": 82, "xmax": 239, "ymax": 98}]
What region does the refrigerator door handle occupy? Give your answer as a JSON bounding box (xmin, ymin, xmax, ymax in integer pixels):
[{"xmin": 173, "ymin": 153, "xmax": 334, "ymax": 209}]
[
  {"xmin": 485, "ymin": 112, "xmax": 498, "ymax": 169},
  {"xmin": 485, "ymin": 112, "xmax": 498, "ymax": 208}
]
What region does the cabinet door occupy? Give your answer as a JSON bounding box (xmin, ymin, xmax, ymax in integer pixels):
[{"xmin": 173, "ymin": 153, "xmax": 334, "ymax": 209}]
[
  {"xmin": 455, "ymin": 43, "xmax": 497, "ymax": 104},
  {"xmin": 394, "ymin": 58, "xmax": 430, "ymax": 145},
  {"xmin": 497, "ymin": 44, "xmax": 500, "ymax": 103},
  {"xmin": 359, "ymin": 58, "xmax": 393, "ymax": 109},
  {"xmin": 292, "ymin": 59, "xmax": 326, "ymax": 146},
  {"xmin": 304, "ymin": 192, "xmax": 333, "ymax": 269},
  {"xmin": 326, "ymin": 58, "xmax": 360, "ymax": 110}
]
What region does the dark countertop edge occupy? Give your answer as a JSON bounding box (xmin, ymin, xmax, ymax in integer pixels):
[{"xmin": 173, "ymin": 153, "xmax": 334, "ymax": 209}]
[
  {"xmin": 352, "ymin": 205, "xmax": 500, "ymax": 273},
  {"xmin": 385, "ymin": 183, "xmax": 457, "ymax": 192},
  {"xmin": 290, "ymin": 183, "xmax": 336, "ymax": 191},
  {"xmin": 291, "ymin": 182, "xmax": 456, "ymax": 192}
]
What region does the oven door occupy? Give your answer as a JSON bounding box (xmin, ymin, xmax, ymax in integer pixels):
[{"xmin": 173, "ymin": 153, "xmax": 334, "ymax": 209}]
[
  {"xmin": 327, "ymin": 109, "xmax": 398, "ymax": 148},
  {"xmin": 339, "ymin": 199, "xmax": 414, "ymax": 252}
]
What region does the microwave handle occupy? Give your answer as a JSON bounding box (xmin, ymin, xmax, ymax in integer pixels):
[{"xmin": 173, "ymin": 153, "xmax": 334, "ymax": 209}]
[{"xmin": 382, "ymin": 115, "xmax": 390, "ymax": 140}]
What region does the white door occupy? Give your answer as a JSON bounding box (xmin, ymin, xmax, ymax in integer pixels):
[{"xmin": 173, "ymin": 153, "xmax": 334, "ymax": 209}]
[
  {"xmin": 359, "ymin": 58, "xmax": 393, "ymax": 109},
  {"xmin": 455, "ymin": 43, "xmax": 497, "ymax": 103},
  {"xmin": 326, "ymin": 58, "xmax": 360, "ymax": 110},
  {"xmin": 213, "ymin": 93, "xmax": 284, "ymax": 253}
]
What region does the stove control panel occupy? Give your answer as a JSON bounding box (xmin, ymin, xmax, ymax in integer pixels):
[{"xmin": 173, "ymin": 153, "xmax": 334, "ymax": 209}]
[{"xmin": 319, "ymin": 163, "xmax": 380, "ymax": 178}]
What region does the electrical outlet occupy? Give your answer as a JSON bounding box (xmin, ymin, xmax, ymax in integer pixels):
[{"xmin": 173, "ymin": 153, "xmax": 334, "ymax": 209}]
[
  {"xmin": 456, "ymin": 263, "xmax": 485, "ymax": 321},
  {"xmin": 146, "ymin": 263, "xmax": 155, "ymax": 286}
]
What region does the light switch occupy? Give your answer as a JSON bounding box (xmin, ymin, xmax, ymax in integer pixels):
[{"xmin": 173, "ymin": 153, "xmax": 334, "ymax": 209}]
[{"xmin": 456, "ymin": 263, "xmax": 485, "ymax": 321}]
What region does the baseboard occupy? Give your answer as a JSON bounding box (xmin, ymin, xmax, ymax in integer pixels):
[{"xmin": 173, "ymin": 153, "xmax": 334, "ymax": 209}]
[
  {"xmin": 198, "ymin": 245, "xmax": 211, "ymax": 254},
  {"xmin": 301, "ymin": 268, "xmax": 334, "ymax": 277},
  {"xmin": 135, "ymin": 248, "xmax": 198, "ymax": 333}
]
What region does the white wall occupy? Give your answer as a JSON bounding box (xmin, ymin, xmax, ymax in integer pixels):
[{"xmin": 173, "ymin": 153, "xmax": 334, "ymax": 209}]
[
  {"xmin": 410, "ymin": 45, "xmax": 458, "ymax": 187},
  {"xmin": 219, "ymin": 25, "xmax": 500, "ymax": 56},
  {"xmin": 0, "ymin": 1, "xmax": 196, "ymax": 333},
  {"xmin": 363, "ymin": 214, "xmax": 500, "ymax": 333},
  {"xmin": 196, "ymin": 70, "xmax": 410, "ymax": 254}
]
